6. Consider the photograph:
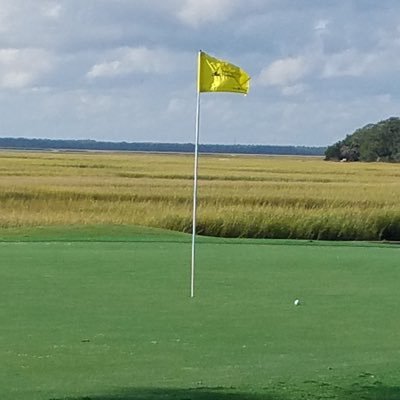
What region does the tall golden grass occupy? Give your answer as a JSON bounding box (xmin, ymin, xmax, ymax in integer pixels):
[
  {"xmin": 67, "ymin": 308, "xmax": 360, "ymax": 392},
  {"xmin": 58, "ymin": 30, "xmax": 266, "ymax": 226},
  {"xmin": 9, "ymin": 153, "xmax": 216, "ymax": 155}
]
[{"xmin": 1, "ymin": 151, "xmax": 399, "ymax": 240}]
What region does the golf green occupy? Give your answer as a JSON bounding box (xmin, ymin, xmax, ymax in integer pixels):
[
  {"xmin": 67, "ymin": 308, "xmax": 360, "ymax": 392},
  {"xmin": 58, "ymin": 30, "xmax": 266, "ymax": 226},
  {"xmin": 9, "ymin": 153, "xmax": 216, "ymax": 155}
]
[{"xmin": 1, "ymin": 226, "xmax": 400, "ymax": 400}]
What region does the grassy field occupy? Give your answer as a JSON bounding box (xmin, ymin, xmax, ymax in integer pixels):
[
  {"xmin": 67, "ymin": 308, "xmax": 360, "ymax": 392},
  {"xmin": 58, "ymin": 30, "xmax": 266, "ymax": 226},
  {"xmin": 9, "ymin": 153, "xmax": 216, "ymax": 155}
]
[
  {"xmin": 1, "ymin": 226, "xmax": 400, "ymax": 400},
  {"xmin": 1, "ymin": 151, "xmax": 400, "ymax": 240}
]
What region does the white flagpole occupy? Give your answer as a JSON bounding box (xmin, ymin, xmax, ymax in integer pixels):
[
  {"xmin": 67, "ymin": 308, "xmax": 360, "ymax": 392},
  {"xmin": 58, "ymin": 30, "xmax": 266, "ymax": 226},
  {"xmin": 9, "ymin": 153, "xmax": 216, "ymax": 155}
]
[{"xmin": 190, "ymin": 51, "xmax": 201, "ymax": 298}]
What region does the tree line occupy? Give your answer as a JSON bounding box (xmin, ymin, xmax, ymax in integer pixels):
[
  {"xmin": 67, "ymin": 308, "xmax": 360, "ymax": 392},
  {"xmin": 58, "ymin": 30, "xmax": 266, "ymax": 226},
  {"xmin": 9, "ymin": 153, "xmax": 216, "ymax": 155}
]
[{"xmin": 0, "ymin": 137, "xmax": 325, "ymax": 156}]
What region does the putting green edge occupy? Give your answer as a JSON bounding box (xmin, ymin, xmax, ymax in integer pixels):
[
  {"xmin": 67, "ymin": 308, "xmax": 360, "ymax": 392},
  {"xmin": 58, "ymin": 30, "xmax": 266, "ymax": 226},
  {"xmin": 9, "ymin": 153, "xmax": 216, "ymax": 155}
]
[{"xmin": 0, "ymin": 224, "xmax": 398, "ymax": 249}]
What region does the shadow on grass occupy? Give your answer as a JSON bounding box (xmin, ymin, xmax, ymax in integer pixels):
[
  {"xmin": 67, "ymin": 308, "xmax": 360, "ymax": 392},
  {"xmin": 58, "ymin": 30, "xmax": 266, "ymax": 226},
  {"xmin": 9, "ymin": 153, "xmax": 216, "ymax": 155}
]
[
  {"xmin": 343, "ymin": 383, "xmax": 400, "ymax": 400},
  {"xmin": 50, "ymin": 383, "xmax": 400, "ymax": 400},
  {"xmin": 51, "ymin": 387, "xmax": 280, "ymax": 400}
]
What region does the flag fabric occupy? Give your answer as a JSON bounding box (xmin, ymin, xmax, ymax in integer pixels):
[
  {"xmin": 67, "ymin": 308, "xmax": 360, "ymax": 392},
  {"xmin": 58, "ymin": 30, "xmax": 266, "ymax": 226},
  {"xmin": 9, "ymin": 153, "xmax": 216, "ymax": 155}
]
[{"xmin": 197, "ymin": 51, "xmax": 250, "ymax": 94}]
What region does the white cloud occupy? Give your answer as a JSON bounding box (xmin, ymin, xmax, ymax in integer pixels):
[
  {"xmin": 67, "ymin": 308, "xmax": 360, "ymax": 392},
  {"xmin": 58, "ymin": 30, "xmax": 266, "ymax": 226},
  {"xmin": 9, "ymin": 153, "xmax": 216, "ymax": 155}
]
[
  {"xmin": 0, "ymin": 48, "xmax": 55, "ymax": 89},
  {"xmin": 281, "ymin": 83, "xmax": 307, "ymax": 96},
  {"xmin": 166, "ymin": 97, "xmax": 187, "ymax": 114},
  {"xmin": 41, "ymin": 2, "xmax": 63, "ymax": 19},
  {"xmin": 87, "ymin": 47, "xmax": 177, "ymax": 79},
  {"xmin": 88, "ymin": 61, "xmax": 121, "ymax": 79},
  {"xmin": 77, "ymin": 93, "xmax": 114, "ymax": 117},
  {"xmin": 258, "ymin": 57, "xmax": 309, "ymax": 86},
  {"xmin": 322, "ymin": 49, "xmax": 378, "ymax": 78},
  {"xmin": 0, "ymin": 1, "xmax": 14, "ymax": 33},
  {"xmin": 177, "ymin": 0, "xmax": 238, "ymax": 27},
  {"xmin": 314, "ymin": 19, "xmax": 329, "ymax": 32}
]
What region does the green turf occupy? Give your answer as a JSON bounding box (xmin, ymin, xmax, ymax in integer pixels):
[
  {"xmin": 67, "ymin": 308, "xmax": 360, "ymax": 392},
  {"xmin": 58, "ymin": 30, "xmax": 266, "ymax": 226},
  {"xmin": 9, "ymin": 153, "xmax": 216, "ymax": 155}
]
[{"xmin": 1, "ymin": 226, "xmax": 400, "ymax": 400}]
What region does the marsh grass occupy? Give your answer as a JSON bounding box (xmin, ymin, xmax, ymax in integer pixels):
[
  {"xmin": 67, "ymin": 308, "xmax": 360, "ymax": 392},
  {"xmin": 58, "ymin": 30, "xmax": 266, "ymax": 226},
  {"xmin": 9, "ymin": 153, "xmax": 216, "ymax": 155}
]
[{"xmin": 0, "ymin": 151, "xmax": 399, "ymax": 239}]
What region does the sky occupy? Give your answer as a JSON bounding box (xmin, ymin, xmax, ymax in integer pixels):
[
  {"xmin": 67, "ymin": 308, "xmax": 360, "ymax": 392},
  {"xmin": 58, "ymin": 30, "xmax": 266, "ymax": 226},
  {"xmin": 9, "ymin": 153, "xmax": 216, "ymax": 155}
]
[{"xmin": 1, "ymin": 0, "xmax": 400, "ymax": 146}]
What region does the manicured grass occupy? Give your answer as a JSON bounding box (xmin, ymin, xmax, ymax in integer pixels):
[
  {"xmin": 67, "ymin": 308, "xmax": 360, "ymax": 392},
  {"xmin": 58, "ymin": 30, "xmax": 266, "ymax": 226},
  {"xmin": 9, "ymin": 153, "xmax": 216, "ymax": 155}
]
[{"xmin": 1, "ymin": 226, "xmax": 400, "ymax": 400}]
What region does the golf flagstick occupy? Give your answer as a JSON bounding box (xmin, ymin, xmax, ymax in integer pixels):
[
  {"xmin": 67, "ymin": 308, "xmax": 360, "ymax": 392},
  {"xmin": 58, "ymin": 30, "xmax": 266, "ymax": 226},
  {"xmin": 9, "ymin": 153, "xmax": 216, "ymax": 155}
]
[
  {"xmin": 190, "ymin": 52, "xmax": 201, "ymax": 298},
  {"xmin": 190, "ymin": 50, "xmax": 250, "ymax": 298}
]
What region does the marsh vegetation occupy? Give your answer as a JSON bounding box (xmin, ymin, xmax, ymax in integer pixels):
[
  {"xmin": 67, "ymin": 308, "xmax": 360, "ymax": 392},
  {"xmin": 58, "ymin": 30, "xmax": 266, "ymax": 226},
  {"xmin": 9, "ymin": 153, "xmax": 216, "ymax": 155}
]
[{"xmin": 1, "ymin": 151, "xmax": 399, "ymax": 240}]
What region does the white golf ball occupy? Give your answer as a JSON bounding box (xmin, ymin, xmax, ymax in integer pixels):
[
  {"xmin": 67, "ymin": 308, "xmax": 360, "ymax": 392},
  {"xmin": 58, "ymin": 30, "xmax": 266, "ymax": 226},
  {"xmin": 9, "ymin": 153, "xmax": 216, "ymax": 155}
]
[{"xmin": 294, "ymin": 299, "xmax": 300, "ymax": 306}]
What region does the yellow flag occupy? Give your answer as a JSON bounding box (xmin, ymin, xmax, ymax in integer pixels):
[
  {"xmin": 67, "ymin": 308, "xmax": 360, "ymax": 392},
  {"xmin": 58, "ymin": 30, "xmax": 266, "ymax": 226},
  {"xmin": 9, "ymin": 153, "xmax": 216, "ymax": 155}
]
[{"xmin": 197, "ymin": 51, "xmax": 250, "ymax": 94}]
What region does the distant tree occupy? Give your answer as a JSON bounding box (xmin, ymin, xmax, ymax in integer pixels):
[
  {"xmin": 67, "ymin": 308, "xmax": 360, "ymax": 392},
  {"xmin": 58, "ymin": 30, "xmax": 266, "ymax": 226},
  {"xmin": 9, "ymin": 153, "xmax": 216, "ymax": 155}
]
[
  {"xmin": 325, "ymin": 117, "xmax": 400, "ymax": 162},
  {"xmin": 324, "ymin": 141, "xmax": 342, "ymax": 161}
]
